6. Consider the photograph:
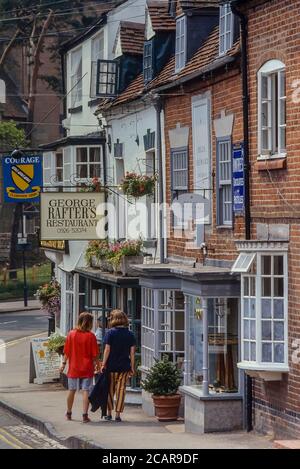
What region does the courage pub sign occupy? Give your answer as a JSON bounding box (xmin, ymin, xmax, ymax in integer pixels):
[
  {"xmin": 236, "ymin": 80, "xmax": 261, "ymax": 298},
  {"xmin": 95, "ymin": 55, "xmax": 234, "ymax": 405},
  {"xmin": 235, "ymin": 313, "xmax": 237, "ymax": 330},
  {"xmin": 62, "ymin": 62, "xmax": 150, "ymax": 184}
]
[{"xmin": 2, "ymin": 154, "xmax": 43, "ymax": 203}]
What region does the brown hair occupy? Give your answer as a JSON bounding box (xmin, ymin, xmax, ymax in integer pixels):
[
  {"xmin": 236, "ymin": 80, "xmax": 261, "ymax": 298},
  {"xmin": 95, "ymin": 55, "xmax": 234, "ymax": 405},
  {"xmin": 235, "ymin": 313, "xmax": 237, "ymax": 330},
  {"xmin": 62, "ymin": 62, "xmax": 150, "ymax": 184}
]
[
  {"xmin": 76, "ymin": 312, "xmax": 94, "ymax": 332},
  {"xmin": 109, "ymin": 309, "xmax": 129, "ymax": 328}
]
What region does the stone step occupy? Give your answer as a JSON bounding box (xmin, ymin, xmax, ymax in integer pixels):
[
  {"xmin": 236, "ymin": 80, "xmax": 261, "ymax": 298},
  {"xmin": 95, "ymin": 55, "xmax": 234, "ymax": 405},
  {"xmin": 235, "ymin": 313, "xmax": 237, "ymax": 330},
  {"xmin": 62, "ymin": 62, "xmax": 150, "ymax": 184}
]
[{"xmin": 125, "ymin": 387, "xmax": 142, "ymax": 405}]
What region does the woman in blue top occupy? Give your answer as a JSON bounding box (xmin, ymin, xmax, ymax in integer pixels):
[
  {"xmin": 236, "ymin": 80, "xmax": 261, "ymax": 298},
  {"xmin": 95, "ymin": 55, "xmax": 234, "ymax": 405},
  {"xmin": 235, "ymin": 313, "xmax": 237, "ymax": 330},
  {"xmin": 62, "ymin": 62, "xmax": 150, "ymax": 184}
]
[{"xmin": 101, "ymin": 309, "xmax": 136, "ymax": 422}]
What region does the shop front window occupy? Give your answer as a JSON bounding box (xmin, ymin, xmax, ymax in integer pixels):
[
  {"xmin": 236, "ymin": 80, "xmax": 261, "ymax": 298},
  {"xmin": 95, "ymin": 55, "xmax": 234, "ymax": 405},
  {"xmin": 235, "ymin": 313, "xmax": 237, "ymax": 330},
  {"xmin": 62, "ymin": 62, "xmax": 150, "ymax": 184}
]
[
  {"xmin": 141, "ymin": 288, "xmax": 185, "ymax": 370},
  {"xmin": 208, "ymin": 298, "xmax": 239, "ymax": 393},
  {"xmin": 185, "ymin": 295, "xmax": 239, "ymax": 394},
  {"xmin": 158, "ymin": 290, "xmax": 185, "ymax": 370}
]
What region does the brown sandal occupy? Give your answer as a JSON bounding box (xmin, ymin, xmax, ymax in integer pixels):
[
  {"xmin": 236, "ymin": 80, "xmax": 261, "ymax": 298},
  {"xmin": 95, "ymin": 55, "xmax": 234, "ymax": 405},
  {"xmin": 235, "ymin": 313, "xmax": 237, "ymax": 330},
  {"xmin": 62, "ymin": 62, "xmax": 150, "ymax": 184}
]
[
  {"xmin": 66, "ymin": 412, "xmax": 72, "ymax": 421},
  {"xmin": 82, "ymin": 413, "xmax": 90, "ymax": 423}
]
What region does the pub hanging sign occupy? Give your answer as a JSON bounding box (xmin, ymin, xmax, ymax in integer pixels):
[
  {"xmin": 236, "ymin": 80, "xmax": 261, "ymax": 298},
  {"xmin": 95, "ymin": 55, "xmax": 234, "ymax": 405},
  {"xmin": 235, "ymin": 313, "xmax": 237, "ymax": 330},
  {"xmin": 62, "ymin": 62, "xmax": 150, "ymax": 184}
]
[
  {"xmin": 2, "ymin": 154, "xmax": 43, "ymax": 203},
  {"xmin": 40, "ymin": 192, "xmax": 106, "ymax": 241}
]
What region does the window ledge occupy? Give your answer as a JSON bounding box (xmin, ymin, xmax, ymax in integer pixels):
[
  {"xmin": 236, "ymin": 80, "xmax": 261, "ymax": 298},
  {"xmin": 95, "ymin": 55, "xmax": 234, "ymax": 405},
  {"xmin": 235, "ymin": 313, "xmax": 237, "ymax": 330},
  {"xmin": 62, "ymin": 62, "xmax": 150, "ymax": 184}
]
[
  {"xmin": 238, "ymin": 362, "xmax": 289, "ymax": 381},
  {"xmin": 180, "ymin": 385, "xmax": 242, "ymax": 401},
  {"xmin": 216, "ymin": 224, "xmax": 233, "ymax": 230},
  {"xmin": 255, "ymin": 156, "xmax": 287, "ymax": 171},
  {"xmin": 68, "ymin": 105, "xmax": 83, "ymax": 114}
]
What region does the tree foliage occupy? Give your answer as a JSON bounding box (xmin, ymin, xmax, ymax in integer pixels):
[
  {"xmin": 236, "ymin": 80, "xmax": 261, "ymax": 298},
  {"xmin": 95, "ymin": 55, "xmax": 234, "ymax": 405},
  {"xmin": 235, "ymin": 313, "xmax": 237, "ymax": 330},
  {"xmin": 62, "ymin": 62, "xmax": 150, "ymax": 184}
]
[{"xmin": 0, "ymin": 120, "xmax": 28, "ymax": 151}]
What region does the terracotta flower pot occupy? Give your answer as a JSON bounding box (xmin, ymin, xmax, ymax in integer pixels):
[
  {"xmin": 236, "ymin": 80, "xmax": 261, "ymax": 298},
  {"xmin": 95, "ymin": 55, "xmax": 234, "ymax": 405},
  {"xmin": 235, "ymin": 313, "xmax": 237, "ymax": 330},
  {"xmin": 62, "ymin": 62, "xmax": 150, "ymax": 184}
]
[{"xmin": 152, "ymin": 394, "xmax": 181, "ymax": 421}]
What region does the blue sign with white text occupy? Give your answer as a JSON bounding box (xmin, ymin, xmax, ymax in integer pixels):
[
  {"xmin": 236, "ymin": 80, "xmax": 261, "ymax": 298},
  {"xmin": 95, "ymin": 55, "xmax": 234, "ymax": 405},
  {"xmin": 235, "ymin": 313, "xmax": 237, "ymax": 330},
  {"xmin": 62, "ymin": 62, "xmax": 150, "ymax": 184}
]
[
  {"xmin": 2, "ymin": 154, "xmax": 43, "ymax": 203},
  {"xmin": 232, "ymin": 144, "xmax": 244, "ymax": 214}
]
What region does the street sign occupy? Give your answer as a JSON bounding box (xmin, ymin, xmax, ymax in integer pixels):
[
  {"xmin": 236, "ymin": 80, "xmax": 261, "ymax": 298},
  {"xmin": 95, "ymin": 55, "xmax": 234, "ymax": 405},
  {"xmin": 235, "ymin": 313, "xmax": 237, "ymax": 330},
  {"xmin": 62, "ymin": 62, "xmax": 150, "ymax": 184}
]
[
  {"xmin": 232, "ymin": 143, "xmax": 244, "ymax": 214},
  {"xmin": 16, "ymin": 242, "xmax": 31, "ymax": 252},
  {"xmin": 2, "ymin": 154, "xmax": 43, "ymax": 203}
]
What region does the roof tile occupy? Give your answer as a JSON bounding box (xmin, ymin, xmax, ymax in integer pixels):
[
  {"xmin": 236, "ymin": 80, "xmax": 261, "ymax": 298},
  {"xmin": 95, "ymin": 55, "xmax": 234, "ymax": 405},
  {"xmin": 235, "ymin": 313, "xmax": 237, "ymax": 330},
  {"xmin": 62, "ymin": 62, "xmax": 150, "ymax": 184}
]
[
  {"xmin": 147, "ymin": 0, "xmax": 176, "ymax": 32},
  {"xmin": 119, "ymin": 21, "xmax": 145, "ymax": 55}
]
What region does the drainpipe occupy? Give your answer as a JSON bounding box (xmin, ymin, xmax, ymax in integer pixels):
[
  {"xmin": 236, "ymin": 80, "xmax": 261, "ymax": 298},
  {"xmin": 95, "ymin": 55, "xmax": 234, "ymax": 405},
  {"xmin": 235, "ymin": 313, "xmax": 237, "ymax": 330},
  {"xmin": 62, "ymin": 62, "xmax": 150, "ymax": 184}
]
[
  {"xmin": 231, "ymin": 1, "xmax": 253, "ymax": 432},
  {"xmin": 153, "ymin": 94, "xmax": 165, "ymax": 264}
]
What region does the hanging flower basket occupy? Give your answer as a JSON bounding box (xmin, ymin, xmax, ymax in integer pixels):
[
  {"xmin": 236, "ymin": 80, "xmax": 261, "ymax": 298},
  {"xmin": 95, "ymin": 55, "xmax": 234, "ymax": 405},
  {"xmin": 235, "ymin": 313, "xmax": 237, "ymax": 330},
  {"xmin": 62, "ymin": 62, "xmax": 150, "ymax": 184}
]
[
  {"xmin": 79, "ymin": 177, "xmax": 102, "ymax": 193},
  {"xmin": 120, "ymin": 172, "xmax": 156, "ymax": 199},
  {"xmin": 35, "ymin": 280, "xmax": 61, "ymax": 318}
]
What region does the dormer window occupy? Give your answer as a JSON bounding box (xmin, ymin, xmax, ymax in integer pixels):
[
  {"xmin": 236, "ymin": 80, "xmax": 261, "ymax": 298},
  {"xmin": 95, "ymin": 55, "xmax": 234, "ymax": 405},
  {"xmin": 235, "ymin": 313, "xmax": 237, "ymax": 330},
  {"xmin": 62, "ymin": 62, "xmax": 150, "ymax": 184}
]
[
  {"xmin": 219, "ymin": 4, "xmax": 234, "ymax": 55},
  {"xmin": 175, "ymin": 16, "xmax": 186, "ymax": 73},
  {"xmin": 96, "ymin": 60, "xmax": 119, "ymax": 96},
  {"xmin": 143, "ymin": 40, "xmax": 153, "ymax": 83}
]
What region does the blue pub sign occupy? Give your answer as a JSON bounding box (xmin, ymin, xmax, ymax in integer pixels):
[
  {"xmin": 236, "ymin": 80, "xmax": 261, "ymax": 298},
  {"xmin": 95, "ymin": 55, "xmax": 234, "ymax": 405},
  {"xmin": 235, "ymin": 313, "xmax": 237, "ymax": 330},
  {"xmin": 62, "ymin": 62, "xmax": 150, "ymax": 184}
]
[
  {"xmin": 232, "ymin": 143, "xmax": 244, "ymax": 214},
  {"xmin": 2, "ymin": 154, "xmax": 43, "ymax": 203}
]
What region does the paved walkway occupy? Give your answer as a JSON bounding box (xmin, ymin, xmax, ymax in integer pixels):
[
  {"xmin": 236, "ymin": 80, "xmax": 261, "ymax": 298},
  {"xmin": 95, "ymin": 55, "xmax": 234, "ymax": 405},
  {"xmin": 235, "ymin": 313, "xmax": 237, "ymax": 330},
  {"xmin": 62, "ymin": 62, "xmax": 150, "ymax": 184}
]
[
  {"xmin": 0, "ymin": 336, "xmax": 274, "ymax": 449},
  {"xmin": 0, "ymin": 300, "xmax": 40, "ymax": 314}
]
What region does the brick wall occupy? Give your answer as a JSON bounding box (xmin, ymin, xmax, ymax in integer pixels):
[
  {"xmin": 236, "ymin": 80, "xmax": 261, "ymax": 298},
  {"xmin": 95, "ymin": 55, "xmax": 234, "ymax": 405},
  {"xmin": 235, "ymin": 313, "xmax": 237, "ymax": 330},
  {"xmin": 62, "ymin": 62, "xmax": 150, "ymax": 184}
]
[
  {"xmin": 246, "ymin": 0, "xmax": 300, "ymax": 438},
  {"xmin": 163, "ymin": 66, "xmax": 244, "ymax": 262}
]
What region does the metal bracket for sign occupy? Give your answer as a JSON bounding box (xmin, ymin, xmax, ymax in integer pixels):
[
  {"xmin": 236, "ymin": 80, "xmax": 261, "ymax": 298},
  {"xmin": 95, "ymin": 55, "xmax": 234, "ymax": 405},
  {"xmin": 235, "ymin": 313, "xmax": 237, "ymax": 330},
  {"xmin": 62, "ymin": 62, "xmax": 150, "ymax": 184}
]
[{"xmin": 39, "ymin": 185, "xmax": 134, "ymax": 204}]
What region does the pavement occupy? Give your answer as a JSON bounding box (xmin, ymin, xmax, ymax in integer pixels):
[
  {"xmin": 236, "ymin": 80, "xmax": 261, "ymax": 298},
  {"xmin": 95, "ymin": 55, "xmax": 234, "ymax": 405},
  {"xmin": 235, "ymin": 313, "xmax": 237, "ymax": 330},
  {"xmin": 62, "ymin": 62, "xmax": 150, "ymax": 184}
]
[
  {"xmin": 0, "ymin": 299, "xmax": 40, "ymax": 314},
  {"xmin": 0, "ymin": 335, "xmax": 274, "ymax": 449}
]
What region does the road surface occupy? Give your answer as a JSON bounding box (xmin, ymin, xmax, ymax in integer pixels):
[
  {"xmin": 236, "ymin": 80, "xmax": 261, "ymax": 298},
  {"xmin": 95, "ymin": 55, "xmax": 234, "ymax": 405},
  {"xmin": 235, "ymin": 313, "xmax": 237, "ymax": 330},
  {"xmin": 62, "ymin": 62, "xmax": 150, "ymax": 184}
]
[
  {"xmin": 0, "ymin": 309, "xmax": 48, "ymax": 343},
  {"xmin": 0, "ymin": 407, "xmax": 65, "ymax": 449}
]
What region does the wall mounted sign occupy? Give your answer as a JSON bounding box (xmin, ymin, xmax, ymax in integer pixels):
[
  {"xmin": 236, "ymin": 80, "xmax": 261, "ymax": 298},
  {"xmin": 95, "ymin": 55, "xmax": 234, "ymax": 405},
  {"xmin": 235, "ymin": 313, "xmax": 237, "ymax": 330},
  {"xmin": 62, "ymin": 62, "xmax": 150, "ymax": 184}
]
[
  {"xmin": 40, "ymin": 240, "xmax": 69, "ymax": 253},
  {"xmin": 2, "ymin": 154, "xmax": 42, "ymax": 203},
  {"xmin": 232, "ymin": 143, "xmax": 244, "ymax": 214},
  {"xmin": 40, "ymin": 192, "xmax": 106, "ymax": 241}
]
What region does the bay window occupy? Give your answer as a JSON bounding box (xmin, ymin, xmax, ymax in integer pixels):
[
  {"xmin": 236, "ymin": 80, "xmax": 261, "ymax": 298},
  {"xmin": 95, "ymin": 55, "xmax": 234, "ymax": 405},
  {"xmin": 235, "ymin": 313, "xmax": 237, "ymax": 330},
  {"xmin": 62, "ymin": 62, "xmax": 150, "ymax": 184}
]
[
  {"xmin": 233, "ymin": 248, "xmax": 288, "ymax": 370},
  {"xmin": 258, "ymin": 60, "xmax": 286, "ymax": 158}
]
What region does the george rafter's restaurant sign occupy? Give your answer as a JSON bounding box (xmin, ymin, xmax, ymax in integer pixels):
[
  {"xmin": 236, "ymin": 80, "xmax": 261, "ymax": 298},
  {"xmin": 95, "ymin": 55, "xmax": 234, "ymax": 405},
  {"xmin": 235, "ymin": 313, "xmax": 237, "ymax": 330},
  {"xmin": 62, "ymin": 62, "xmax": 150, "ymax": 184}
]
[{"xmin": 40, "ymin": 192, "xmax": 106, "ymax": 241}]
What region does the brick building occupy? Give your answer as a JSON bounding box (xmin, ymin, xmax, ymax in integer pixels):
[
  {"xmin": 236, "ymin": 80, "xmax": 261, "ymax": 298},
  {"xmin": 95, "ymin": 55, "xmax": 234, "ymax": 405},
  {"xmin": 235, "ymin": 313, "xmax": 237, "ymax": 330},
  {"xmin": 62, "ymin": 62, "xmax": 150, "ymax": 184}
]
[{"xmin": 230, "ymin": 0, "xmax": 300, "ymax": 439}]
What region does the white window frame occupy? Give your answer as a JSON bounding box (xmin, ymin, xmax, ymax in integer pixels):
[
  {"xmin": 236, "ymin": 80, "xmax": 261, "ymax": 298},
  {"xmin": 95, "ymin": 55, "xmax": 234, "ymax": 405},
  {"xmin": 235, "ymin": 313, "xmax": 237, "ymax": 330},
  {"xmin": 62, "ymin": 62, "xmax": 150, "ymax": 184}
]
[
  {"xmin": 217, "ymin": 138, "xmax": 232, "ymax": 226},
  {"xmin": 258, "ymin": 60, "xmax": 286, "ymax": 160},
  {"xmin": 90, "ymin": 32, "xmax": 104, "ymax": 99},
  {"xmin": 175, "ymin": 15, "xmax": 187, "ymax": 73},
  {"xmin": 141, "ymin": 288, "xmax": 185, "ymax": 370},
  {"xmin": 75, "ymin": 146, "xmax": 103, "ymax": 183},
  {"xmin": 238, "ymin": 251, "xmax": 289, "ymax": 372},
  {"xmin": 219, "ymin": 4, "xmax": 234, "ymax": 56},
  {"xmin": 69, "ymin": 47, "xmax": 82, "ymax": 108}
]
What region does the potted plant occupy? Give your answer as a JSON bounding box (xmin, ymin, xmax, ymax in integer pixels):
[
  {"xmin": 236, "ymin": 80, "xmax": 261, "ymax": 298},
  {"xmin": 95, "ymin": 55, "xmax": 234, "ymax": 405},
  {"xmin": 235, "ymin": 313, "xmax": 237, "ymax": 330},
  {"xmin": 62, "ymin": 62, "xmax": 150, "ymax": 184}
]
[
  {"xmin": 120, "ymin": 172, "xmax": 156, "ymax": 199},
  {"xmin": 47, "ymin": 332, "xmax": 66, "ymax": 356},
  {"xmin": 108, "ymin": 239, "xmax": 144, "ymax": 275},
  {"xmin": 141, "ymin": 356, "xmax": 182, "ymax": 421}
]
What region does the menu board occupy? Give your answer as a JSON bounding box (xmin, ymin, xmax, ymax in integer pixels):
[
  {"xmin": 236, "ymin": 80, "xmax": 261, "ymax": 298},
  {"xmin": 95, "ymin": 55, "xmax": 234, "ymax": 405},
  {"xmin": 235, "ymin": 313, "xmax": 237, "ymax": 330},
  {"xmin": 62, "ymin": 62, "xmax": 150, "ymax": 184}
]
[{"xmin": 29, "ymin": 337, "xmax": 60, "ymax": 384}]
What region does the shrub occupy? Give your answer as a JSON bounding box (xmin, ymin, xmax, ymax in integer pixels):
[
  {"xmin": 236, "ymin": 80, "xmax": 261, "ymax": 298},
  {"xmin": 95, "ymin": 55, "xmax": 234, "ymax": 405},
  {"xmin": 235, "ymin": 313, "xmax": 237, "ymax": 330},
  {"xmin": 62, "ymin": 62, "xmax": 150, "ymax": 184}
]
[{"xmin": 141, "ymin": 356, "xmax": 182, "ymax": 396}]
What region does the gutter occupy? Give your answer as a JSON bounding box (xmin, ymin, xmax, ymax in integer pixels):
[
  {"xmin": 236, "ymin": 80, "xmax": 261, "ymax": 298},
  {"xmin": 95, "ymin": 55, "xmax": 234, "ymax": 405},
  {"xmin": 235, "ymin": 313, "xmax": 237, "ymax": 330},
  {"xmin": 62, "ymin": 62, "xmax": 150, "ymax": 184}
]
[{"xmin": 230, "ymin": 0, "xmax": 253, "ymax": 433}]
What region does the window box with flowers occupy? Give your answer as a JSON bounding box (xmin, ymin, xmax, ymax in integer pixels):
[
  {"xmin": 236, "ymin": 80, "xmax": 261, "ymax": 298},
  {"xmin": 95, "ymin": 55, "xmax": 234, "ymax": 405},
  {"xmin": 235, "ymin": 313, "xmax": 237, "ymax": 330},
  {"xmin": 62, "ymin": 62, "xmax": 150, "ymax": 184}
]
[
  {"xmin": 120, "ymin": 172, "xmax": 156, "ymax": 199},
  {"xmin": 85, "ymin": 240, "xmax": 113, "ymax": 272},
  {"xmin": 85, "ymin": 239, "xmax": 144, "ymax": 276}
]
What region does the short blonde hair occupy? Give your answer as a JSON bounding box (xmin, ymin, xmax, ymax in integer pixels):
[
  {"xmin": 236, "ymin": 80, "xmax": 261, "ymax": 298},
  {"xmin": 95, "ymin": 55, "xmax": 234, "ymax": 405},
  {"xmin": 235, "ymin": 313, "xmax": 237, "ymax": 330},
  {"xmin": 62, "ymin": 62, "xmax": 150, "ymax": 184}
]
[
  {"xmin": 77, "ymin": 312, "xmax": 94, "ymax": 332},
  {"xmin": 109, "ymin": 309, "xmax": 129, "ymax": 328}
]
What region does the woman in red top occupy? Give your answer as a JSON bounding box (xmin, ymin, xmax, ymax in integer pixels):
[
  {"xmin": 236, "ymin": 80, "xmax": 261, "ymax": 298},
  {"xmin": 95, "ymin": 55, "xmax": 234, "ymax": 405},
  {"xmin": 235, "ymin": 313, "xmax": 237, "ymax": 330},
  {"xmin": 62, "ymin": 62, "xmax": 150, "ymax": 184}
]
[{"xmin": 60, "ymin": 312, "xmax": 99, "ymax": 423}]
